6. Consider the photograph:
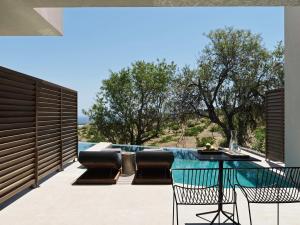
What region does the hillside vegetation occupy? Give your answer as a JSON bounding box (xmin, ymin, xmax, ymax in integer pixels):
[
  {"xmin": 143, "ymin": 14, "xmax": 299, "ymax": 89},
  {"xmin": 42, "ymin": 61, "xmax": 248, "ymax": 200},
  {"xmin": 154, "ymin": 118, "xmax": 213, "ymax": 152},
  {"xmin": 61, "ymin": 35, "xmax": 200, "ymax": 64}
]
[{"xmin": 79, "ymin": 118, "xmax": 266, "ymax": 152}]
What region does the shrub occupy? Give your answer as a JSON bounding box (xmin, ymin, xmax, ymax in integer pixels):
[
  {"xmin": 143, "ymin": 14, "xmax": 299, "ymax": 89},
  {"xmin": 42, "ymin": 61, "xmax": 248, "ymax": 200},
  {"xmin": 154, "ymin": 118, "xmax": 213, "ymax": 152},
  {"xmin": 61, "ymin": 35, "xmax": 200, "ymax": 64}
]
[
  {"xmin": 209, "ymin": 124, "xmax": 223, "ymax": 133},
  {"xmin": 196, "ymin": 136, "xmax": 215, "ymax": 147},
  {"xmin": 170, "ymin": 123, "xmax": 180, "ymax": 131},
  {"xmin": 159, "ymin": 130, "xmax": 166, "ymax": 135},
  {"xmin": 158, "ymin": 135, "xmax": 174, "ymax": 143},
  {"xmin": 184, "ymin": 126, "xmax": 205, "ymax": 136},
  {"xmin": 187, "ymin": 120, "xmax": 196, "ymax": 128},
  {"xmin": 252, "ymin": 127, "xmax": 266, "ymax": 152},
  {"xmin": 79, "ymin": 124, "xmax": 104, "ymax": 142},
  {"xmin": 200, "ymin": 118, "xmax": 211, "ymax": 126},
  {"xmin": 200, "ymin": 118, "xmax": 207, "ymax": 124}
]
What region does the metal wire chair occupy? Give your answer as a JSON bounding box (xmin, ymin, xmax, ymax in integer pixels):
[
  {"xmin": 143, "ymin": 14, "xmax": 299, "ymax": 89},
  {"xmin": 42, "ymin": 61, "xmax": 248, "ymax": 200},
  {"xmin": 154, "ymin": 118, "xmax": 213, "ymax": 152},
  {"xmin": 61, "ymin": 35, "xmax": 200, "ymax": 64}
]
[
  {"xmin": 236, "ymin": 167, "xmax": 300, "ymax": 225},
  {"xmin": 172, "ymin": 168, "xmax": 239, "ymax": 225}
]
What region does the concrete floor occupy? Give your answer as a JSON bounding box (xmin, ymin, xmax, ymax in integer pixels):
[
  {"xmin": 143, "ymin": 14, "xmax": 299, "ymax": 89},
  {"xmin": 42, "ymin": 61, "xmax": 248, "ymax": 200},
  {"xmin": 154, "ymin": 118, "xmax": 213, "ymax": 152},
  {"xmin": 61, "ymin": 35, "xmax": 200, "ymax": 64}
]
[{"xmin": 0, "ymin": 161, "xmax": 299, "ymax": 225}]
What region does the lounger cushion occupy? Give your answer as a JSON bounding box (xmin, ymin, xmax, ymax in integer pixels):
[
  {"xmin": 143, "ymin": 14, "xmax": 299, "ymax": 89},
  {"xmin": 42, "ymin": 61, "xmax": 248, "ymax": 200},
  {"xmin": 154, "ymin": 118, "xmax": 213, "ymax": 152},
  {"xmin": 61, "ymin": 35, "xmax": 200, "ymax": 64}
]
[
  {"xmin": 136, "ymin": 151, "xmax": 174, "ymax": 169},
  {"xmin": 102, "ymin": 148, "xmax": 122, "ymax": 153},
  {"xmin": 78, "ymin": 151, "xmax": 121, "ymax": 170}
]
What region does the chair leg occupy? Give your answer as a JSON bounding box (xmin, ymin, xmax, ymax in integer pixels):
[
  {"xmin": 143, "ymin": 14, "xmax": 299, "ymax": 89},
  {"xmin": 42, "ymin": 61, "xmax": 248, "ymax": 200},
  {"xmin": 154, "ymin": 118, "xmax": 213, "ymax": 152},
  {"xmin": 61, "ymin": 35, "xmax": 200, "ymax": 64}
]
[
  {"xmin": 277, "ymin": 203, "xmax": 279, "ymax": 225},
  {"xmin": 172, "ymin": 196, "xmax": 174, "ymax": 225},
  {"xmin": 176, "ymin": 203, "xmax": 179, "ymax": 225},
  {"xmin": 247, "ymin": 202, "xmax": 253, "ymax": 225},
  {"xmin": 234, "ymin": 192, "xmax": 240, "ymax": 225},
  {"xmin": 172, "ymin": 196, "xmax": 178, "ymax": 225},
  {"xmin": 235, "ymin": 201, "xmax": 240, "ymax": 225},
  {"xmin": 172, "ymin": 196, "xmax": 179, "ymax": 225},
  {"xmin": 233, "ymin": 202, "xmax": 235, "ymax": 222}
]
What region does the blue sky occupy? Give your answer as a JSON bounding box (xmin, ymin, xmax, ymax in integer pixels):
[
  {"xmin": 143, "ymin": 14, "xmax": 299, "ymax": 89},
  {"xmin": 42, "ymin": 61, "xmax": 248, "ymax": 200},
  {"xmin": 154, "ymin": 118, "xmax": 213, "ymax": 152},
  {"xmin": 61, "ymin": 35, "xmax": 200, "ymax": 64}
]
[{"xmin": 0, "ymin": 7, "xmax": 284, "ymax": 116}]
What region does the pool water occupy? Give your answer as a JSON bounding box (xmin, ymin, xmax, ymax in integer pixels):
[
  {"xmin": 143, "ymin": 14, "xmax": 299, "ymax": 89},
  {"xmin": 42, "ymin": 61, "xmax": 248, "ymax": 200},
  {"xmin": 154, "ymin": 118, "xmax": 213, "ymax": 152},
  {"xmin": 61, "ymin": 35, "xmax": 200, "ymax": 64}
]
[
  {"xmin": 165, "ymin": 148, "xmax": 265, "ymax": 187},
  {"xmin": 78, "ymin": 142, "xmax": 266, "ymax": 187},
  {"xmin": 78, "ymin": 142, "xmax": 96, "ymax": 151}
]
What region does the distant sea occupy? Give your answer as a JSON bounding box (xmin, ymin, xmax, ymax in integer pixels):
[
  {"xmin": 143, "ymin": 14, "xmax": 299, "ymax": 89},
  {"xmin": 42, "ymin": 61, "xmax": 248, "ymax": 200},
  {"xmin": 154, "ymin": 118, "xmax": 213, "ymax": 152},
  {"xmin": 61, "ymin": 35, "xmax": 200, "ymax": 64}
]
[{"xmin": 78, "ymin": 115, "xmax": 89, "ymax": 125}]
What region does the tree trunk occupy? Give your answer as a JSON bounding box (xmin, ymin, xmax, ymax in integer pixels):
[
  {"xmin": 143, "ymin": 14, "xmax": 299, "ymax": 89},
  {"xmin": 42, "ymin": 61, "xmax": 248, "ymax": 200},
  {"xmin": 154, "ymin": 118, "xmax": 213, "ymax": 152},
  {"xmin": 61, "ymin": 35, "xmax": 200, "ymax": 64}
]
[
  {"xmin": 135, "ymin": 135, "xmax": 143, "ymax": 145},
  {"xmin": 237, "ymin": 120, "xmax": 245, "ymax": 146},
  {"xmin": 223, "ymin": 128, "xmax": 231, "ymax": 147}
]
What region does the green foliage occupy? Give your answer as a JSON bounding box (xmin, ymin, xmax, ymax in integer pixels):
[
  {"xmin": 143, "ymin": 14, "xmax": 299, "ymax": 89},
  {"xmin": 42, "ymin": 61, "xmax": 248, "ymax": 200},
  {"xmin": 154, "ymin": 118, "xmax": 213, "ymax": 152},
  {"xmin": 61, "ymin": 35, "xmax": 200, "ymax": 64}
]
[
  {"xmin": 158, "ymin": 135, "xmax": 174, "ymax": 143},
  {"xmin": 200, "ymin": 119, "xmax": 210, "ymax": 130},
  {"xmin": 209, "ymin": 124, "xmax": 223, "ymax": 133},
  {"xmin": 79, "ymin": 125, "xmax": 104, "ymax": 142},
  {"xmin": 184, "ymin": 125, "xmax": 205, "ymax": 136},
  {"xmin": 173, "ymin": 27, "xmax": 284, "ymax": 146},
  {"xmin": 196, "ymin": 136, "xmax": 216, "ymax": 147},
  {"xmin": 159, "ymin": 130, "xmax": 166, "ymax": 135},
  {"xmin": 200, "ymin": 118, "xmax": 207, "ymax": 124},
  {"xmin": 187, "ymin": 120, "xmax": 196, "ymax": 128},
  {"xmin": 252, "ymin": 127, "xmax": 266, "ymax": 152},
  {"xmin": 84, "ymin": 60, "xmax": 176, "ymax": 145},
  {"xmin": 169, "ymin": 123, "xmax": 180, "ymax": 131}
]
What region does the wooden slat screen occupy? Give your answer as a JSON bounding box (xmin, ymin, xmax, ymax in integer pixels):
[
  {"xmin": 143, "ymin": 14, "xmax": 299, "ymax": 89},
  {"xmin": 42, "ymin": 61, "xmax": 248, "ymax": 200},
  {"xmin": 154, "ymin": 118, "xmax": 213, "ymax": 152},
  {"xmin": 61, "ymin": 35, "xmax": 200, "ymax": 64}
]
[
  {"xmin": 0, "ymin": 66, "xmax": 77, "ymax": 204},
  {"xmin": 266, "ymin": 88, "xmax": 284, "ymax": 162},
  {"xmin": 61, "ymin": 89, "xmax": 78, "ymax": 165}
]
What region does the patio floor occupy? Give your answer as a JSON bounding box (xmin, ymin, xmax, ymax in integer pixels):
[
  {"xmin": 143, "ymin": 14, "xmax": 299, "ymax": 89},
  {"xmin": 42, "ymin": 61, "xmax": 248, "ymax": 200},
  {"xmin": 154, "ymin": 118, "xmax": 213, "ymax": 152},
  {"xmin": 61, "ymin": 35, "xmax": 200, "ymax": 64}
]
[{"xmin": 0, "ymin": 161, "xmax": 299, "ymax": 225}]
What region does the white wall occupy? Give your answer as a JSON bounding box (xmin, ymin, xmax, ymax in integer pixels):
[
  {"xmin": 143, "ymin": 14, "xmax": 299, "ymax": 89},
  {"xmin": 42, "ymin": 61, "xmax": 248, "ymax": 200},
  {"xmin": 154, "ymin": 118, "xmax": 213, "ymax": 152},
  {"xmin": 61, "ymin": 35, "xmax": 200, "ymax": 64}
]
[{"xmin": 285, "ymin": 7, "xmax": 300, "ymax": 166}]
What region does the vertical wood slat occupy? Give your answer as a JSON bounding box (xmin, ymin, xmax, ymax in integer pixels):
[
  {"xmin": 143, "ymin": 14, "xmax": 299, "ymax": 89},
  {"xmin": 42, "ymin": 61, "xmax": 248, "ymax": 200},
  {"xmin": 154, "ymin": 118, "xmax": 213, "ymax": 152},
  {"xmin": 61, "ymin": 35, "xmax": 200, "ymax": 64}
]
[
  {"xmin": 266, "ymin": 88, "xmax": 284, "ymax": 162},
  {"xmin": 60, "ymin": 88, "xmax": 63, "ymax": 171},
  {"xmin": 34, "ymin": 80, "xmax": 39, "ymax": 187},
  {"xmin": 0, "ymin": 66, "xmax": 78, "ymax": 205},
  {"xmin": 76, "ymin": 92, "xmax": 78, "ymax": 157}
]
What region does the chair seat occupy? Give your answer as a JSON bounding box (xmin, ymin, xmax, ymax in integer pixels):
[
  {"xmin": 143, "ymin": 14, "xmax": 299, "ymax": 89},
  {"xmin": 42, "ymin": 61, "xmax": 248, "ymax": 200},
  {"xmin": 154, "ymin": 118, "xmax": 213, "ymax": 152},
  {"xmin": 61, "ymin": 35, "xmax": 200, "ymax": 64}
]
[
  {"xmin": 173, "ymin": 185, "xmax": 235, "ymax": 205},
  {"xmin": 240, "ymin": 186, "xmax": 300, "ymax": 203}
]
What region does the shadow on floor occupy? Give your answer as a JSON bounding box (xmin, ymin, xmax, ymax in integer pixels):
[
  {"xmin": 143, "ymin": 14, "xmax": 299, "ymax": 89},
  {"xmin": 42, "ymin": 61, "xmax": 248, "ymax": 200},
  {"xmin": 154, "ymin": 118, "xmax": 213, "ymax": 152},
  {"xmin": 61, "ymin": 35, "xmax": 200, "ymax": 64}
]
[
  {"xmin": 0, "ymin": 161, "xmax": 75, "ymax": 211},
  {"xmin": 0, "ymin": 188, "xmax": 33, "ymax": 210}
]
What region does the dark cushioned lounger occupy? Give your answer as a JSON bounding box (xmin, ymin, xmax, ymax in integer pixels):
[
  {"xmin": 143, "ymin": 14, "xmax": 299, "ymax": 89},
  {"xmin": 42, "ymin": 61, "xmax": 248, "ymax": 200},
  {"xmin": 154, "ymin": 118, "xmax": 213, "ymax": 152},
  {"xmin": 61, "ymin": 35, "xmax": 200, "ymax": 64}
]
[
  {"xmin": 133, "ymin": 151, "xmax": 174, "ymax": 185},
  {"xmin": 75, "ymin": 150, "xmax": 122, "ymax": 185}
]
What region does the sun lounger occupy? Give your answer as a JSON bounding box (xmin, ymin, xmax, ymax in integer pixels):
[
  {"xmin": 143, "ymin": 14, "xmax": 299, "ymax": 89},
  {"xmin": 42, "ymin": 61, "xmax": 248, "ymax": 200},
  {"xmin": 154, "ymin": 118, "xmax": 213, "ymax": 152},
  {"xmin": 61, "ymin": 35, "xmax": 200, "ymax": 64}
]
[
  {"xmin": 132, "ymin": 151, "xmax": 174, "ymax": 184},
  {"xmin": 75, "ymin": 150, "xmax": 122, "ymax": 184}
]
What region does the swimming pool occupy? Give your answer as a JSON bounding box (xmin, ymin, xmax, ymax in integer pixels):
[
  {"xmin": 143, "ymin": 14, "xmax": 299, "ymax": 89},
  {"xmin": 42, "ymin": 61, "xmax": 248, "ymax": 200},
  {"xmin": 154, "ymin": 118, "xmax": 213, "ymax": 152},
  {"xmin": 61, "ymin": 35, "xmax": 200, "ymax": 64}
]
[
  {"xmin": 78, "ymin": 142, "xmax": 264, "ymax": 187},
  {"xmin": 78, "ymin": 142, "xmax": 96, "ymax": 151}
]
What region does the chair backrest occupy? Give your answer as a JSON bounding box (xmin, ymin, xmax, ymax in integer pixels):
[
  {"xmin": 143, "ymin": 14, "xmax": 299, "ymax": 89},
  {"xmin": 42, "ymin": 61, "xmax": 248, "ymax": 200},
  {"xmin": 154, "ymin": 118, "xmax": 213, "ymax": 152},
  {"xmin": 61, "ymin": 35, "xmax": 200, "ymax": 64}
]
[
  {"xmin": 171, "ymin": 168, "xmax": 236, "ymax": 205},
  {"xmin": 236, "ymin": 167, "xmax": 300, "ymax": 189},
  {"xmin": 172, "ymin": 168, "xmax": 235, "ymax": 188},
  {"xmin": 236, "ymin": 167, "xmax": 300, "ymax": 203}
]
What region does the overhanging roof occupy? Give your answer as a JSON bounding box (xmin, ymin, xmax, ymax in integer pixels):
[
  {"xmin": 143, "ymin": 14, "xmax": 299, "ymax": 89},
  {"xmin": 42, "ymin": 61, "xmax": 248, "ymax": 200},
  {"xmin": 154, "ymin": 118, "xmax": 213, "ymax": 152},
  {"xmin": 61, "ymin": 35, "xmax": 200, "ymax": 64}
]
[
  {"xmin": 0, "ymin": 0, "xmax": 298, "ymax": 36},
  {"xmin": 22, "ymin": 0, "xmax": 300, "ymax": 7}
]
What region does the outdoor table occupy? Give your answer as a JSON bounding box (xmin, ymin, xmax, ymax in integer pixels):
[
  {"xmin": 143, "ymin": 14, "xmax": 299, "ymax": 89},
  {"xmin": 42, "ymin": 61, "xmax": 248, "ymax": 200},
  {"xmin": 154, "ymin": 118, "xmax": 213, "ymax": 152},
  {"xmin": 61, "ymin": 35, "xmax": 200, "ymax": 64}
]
[{"xmin": 195, "ymin": 150, "xmax": 260, "ymax": 224}]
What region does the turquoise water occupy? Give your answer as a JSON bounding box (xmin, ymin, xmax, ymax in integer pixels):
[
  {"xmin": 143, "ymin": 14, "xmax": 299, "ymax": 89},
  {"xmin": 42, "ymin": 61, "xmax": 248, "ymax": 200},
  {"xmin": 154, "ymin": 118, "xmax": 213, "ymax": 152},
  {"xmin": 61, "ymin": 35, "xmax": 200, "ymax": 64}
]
[
  {"xmin": 78, "ymin": 142, "xmax": 267, "ymax": 187},
  {"xmin": 78, "ymin": 142, "xmax": 96, "ymax": 151},
  {"xmin": 164, "ymin": 148, "xmax": 263, "ymax": 187}
]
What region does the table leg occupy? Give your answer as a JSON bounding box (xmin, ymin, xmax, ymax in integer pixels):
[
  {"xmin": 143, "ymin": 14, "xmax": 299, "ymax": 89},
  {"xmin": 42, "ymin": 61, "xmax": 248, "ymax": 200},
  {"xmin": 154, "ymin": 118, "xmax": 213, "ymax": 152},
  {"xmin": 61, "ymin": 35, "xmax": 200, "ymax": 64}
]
[
  {"xmin": 196, "ymin": 160, "xmax": 239, "ymax": 225},
  {"xmin": 218, "ymin": 160, "xmax": 224, "ymax": 211},
  {"xmin": 218, "ymin": 160, "xmax": 239, "ymax": 225}
]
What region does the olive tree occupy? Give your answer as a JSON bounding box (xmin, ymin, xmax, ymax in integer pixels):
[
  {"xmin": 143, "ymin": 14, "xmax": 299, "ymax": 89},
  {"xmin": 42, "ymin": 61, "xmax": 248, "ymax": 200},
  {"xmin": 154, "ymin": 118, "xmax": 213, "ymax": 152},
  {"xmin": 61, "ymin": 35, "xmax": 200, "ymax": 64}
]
[
  {"xmin": 84, "ymin": 60, "xmax": 176, "ymax": 145},
  {"xmin": 175, "ymin": 27, "xmax": 283, "ymax": 146}
]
